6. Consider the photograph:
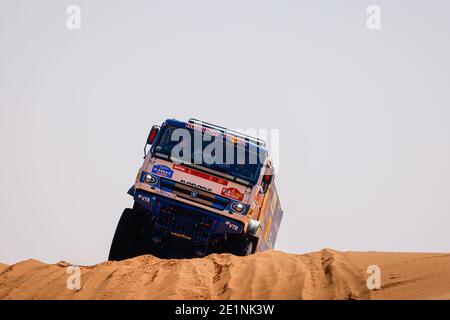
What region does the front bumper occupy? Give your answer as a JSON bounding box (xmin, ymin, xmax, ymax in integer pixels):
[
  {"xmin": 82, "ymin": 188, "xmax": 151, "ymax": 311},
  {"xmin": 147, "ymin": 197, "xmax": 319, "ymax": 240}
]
[{"xmin": 133, "ymin": 188, "xmax": 245, "ymax": 257}]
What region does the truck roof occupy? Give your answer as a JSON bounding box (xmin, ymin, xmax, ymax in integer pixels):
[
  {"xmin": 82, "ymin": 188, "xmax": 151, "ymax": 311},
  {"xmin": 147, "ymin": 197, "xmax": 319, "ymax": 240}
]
[{"xmin": 163, "ymin": 118, "xmax": 269, "ymax": 152}]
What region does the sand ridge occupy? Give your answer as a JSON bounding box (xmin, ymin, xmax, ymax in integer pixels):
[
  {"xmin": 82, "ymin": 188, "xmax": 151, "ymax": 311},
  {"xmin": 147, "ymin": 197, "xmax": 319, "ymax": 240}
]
[
  {"xmin": 0, "ymin": 263, "xmax": 8, "ymax": 274},
  {"xmin": 1, "ymin": 249, "xmax": 449, "ymax": 300}
]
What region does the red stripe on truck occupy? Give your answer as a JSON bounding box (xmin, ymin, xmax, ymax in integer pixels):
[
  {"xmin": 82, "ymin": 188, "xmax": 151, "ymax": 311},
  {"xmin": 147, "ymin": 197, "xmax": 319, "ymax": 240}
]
[{"xmin": 172, "ymin": 164, "xmax": 229, "ymax": 186}]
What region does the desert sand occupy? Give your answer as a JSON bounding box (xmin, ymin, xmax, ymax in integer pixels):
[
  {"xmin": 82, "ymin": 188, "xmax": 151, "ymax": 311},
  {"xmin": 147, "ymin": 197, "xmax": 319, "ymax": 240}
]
[
  {"xmin": 0, "ymin": 263, "xmax": 8, "ymax": 274},
  {"xmin": 1, "ymin": 249, "xmax": 449, "ymax": 300}
]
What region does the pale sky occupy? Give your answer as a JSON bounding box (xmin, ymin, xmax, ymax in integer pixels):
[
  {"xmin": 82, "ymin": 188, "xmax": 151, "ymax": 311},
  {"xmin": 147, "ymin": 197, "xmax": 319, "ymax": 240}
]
[{"xmin": 1, "ymin": 0, "xmax": 449, "ymax": 265}]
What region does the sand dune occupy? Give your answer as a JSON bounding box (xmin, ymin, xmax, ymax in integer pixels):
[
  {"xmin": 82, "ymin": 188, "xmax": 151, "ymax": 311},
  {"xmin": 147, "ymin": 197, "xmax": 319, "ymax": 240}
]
[
  {"xmin": 0, "ymin": 264, "xmax": 8, "ymax": 274},
  {"xmin": 1, "ymin": 249, "xmax": 449, "ymax": 300}
]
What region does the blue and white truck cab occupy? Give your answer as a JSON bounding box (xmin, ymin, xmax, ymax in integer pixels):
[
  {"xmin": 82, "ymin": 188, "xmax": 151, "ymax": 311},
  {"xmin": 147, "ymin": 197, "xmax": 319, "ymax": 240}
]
[{"xmin": 108, "ymin": 118, "xmax": 283, "ymax": 260}]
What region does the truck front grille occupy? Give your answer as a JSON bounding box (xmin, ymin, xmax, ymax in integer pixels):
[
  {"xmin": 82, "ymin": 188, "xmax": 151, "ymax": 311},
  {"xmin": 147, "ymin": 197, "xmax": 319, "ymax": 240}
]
[{"xmin": 159, "ymin": 178, "xmax": 230, "ymax": 210}]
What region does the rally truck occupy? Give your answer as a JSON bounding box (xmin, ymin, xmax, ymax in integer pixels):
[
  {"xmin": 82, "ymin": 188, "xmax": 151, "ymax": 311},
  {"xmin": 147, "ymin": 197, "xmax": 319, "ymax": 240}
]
[{"xmin": 108, "ymin": 118, "xmax": 283, "ymax": 260}]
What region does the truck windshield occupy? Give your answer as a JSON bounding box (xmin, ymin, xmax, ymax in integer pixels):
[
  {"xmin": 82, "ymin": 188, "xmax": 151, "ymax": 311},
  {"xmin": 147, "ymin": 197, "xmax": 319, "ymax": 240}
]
[{"xmin": 152, "ymin": 125, "xmax": 266, "ymax": 185}]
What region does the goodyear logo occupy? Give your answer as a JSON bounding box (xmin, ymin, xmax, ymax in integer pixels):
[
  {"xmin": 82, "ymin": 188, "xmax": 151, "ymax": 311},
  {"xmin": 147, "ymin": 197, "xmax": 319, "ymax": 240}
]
[
  {"xmin": 170, "ymin": 232, "xmax": 192, "ymax": 240},
  {"xmin": 151, "ymin": 165, "xmax": 174, "ymax": 178}
]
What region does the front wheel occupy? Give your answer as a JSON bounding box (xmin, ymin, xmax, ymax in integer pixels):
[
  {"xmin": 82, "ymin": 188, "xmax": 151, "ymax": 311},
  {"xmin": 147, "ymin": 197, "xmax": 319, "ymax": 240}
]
[
  {"xmin": 108, "ymin": 208, "xmax": 142, "ymax": 261},
  {"xmin": 227, "ymin": 234, "xmax": 254, "ymax": 256}
]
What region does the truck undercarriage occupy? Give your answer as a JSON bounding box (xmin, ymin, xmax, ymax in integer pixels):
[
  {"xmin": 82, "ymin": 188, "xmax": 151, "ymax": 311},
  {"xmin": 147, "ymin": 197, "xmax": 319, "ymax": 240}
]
[{"xmin": 109, "ymin": 191, "xmax": 255, "ymax": 260}]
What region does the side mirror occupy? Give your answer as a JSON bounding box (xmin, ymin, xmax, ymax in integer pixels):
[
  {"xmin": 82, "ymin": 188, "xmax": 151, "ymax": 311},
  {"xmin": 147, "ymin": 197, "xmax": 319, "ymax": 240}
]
[
  {"xmin": 260, "ymin": 170, "xmax": 274, "ymax": 194},
  {"xmin": 147, "ymin": 125, "xmax": 159, "ymax": 145},
  {"xmin": 144, "ymin": 125, "xmax": 159, "ymax": 158}
]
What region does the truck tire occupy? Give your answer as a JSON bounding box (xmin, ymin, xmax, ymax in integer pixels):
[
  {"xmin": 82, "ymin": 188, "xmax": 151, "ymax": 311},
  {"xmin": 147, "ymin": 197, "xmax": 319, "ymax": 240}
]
[
  {"xmin": 227, "ymin": 234, "xmax": 253, "ymax": 256},
  {"xmin": 108, "ymin": 208, "xmax": 142, "ymax": 261}
]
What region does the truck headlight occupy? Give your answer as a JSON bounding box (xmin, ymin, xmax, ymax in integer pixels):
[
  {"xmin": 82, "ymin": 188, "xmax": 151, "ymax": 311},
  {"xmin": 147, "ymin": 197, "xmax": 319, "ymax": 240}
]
[
  {"xmin": 231, "ymin": 202, "xmax": 245, "ymax": 213},
  {"xmin": 144, "ymin": 173, "xmax": 157, "ymax": 185}
]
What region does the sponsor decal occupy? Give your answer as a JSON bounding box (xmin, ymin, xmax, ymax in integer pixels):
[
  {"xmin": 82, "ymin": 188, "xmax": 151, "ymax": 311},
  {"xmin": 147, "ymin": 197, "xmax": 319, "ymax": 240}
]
[
  {"xmin": 159, "ymin": 190, "xmax": 177, "ymax": 199},
  {"xmin": 186, "ymin": 122, "xmax": 221, "ymax": 137},
  {"xmin": 264, "ymin": 217, "xmax": 272, "ymax": 242},
  {"xmin": 225, "ymin": 221, "xmax": 239, "ymax": 231},
  {"xmin": 173, "ymin": 164, "xmax": 228, "ymax": 186},
  {"xmin": 136, "ymin": 193, "xmax": 151, "ymax": 203},
  {"xmin": 180, "ymin": 180, "xmax": 212, "ymax": 192},
  {"xmin": 151, "ymin": 164, "xmax": 174, "ymax": 178},
  {"xmin": 221, "ymin": 187, "xmax": 244, "ymax": 201}
]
